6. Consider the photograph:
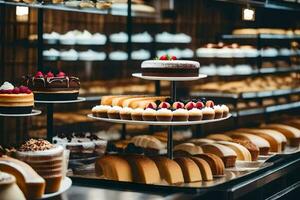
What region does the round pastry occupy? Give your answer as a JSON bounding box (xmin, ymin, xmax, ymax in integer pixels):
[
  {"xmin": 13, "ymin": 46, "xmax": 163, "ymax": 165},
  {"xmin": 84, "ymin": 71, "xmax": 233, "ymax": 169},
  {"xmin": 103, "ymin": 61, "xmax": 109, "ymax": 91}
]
[
  {"xmin": 221, "ymin": 105, "xmax": 229, "ymax": 117},
  {"xmin": 16, "ymin": 139, "xmax": 64, "ymax": 194},
  {"xmin": 188, "ymin": 108, "xmax": 203, "ymax": 121},
  {"xmin": 213, "ymin": 105, "xmax": 223, "ymax": 119},
  {"xmin": 24, "ymin": 71, "xmax": 80, "ymax": 101},
  {"xmin": 0, "ymin": 82, "xmax": 34, "ymax": 114},
  {"xmin": 92, "ymin": 105, "xmax": 110, "ymax": 118},
  {"xmin": 202, "ymin": 107, "xmax": 215, "ymax": 120},
  {"xmin": 107, "ymin": 106, "xmax": 122, "ymax": 119},
  {"xmin": 142, "ymin": 108, "xmax": 157, "ymax": 121},
  {"xmin": 141, "ymin": 57, "xmax": 200, "ymax": 77},
  {"xmin": 172, "ymin": 109, "xmax": 189, "ymax": 121},
  {"xmin": 131, "ymin": 108, "xmax": 144, "ymax": 121},
  {"xmin": 156, "ymin": 108, "xmax": 173, "ymax": 121},
  {"xmin": 119, "ymin": 107, "xmax": 133, "ymax": 120}
]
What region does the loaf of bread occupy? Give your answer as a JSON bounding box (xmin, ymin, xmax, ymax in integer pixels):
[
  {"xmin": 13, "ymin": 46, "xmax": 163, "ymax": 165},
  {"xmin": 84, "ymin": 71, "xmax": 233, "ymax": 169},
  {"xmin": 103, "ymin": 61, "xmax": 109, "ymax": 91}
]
[
  {"xmin": 206, "ymin": 134, "xmax": 233, "ymax": 142},
  {"xmin": 174, "ymin": 157, "xmax": 202, "ymax": 183},
  {"xmin": 131, "ymin": 135, "xmax": 166, "ymax": 150},
  {"xmin": 194, "ymin": 153, "xmax": 224, "ymax": 176},
  {"xmin": 173, "ymin": 143, "xmax": 203, "ymax": 156},
  {"xmin": 216, "ymin": 141, "xmax": 252, "ymax": 161}
]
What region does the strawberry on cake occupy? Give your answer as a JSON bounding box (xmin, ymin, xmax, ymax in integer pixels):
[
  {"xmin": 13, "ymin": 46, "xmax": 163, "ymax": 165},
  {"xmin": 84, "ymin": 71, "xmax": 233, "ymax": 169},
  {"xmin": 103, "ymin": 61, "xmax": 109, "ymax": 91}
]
[
  {"xmin": 141, "ymin": 55, "xmax": 200, "ymax": 77},
  {"xmin": 24, "ymin": 71, "xmax": 80, "ymax": 101},
  {"xmin": 0, "ymin": 82, "xmax": 34, "ymax": 114}
]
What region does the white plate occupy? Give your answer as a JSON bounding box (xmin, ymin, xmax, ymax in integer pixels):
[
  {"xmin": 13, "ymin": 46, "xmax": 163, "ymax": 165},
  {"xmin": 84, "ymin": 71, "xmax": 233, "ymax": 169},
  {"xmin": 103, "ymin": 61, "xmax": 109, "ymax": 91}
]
[
  {"xmin": 0, "ymin": 109, "xmax": 42, "ymax": 117},
  {"xmin": 132, "ymin": 73, "xmax": 207, "ymax": 81},
  {"xmin": 35, "ymin": 97, "xmax": 86, "ymax": 104},
  {"xmin": 39, "ymin": 177, "xmax": 72, "ymax": 199},
  {"xmin": 87, "ymin": 113, "xmax": 231, "ymax": 126}
]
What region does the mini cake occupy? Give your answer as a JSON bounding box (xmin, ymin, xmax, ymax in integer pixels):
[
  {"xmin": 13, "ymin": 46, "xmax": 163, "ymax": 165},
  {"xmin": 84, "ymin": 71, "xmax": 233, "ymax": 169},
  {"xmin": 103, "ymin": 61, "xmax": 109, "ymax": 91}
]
[
  {"xmin": 141, "ymin": 56, "xmax": 200, "ymax": 77},
  {"xmin": 221, "ymin": 105, "xmax": 229, "ymax": 117},
  {"xmin": 0, "ymin": 82, "xmax": 34, "ymax": 114},
  {"xmin": 213, "ymin": 105, "xmax": 223, "ymax": 119},
  {"xmin": 156, "ymin": 108, "xmax": 173, "ymax": 121},
  {"xmin": 173, "ymin": 143, "xmax": 203, "ymax": 156},
  {"xmin": 107, "ymin": 106, "xmax": 122, "ymax": 119},
  {"xmin": 142, "ymin": 108, "xmax": 157, "ymax": 121},
  {"xmin": 152, "ymin": 156, "xmax": 184, "ymax": 185},
  {"xmin": 95, "ymin": 155, "xmax": 132, "ymax": 182},
  {"xmin": 24, "ymin": 71, "xmax": 80, "ymax": 101},
  {"xmin": 232, "ymin": 139, "xmax": 259, "ymax": 161},
  {"xmin": 190, "ymin": 157, "xmax": 213, "ymax": 181},
  {"xmin": 131, "ymin": 108, "xmax": 144, "ymax": 121},
  {"xmin": 206, "ymin": 134, "xmax": 233, "ymax": 142},
  {"xmin": 216, "ymin": 141, "xmax": 252, "ymax": 161},
  {"xmin": 174, "ymin": 157, "xmax": 202, "ymax": 183},
  {"xmin": 188, "ymin": 108, "xmax": 203, "ymax": 121},
  {"xmin": 15, "ymin": 139, "xmax": 64, "ymax": 193},
  {"xmin": 130, "ymin": 135, "xmax": 166, "ymax": 152},
  {"xmin": 0, "ymin": 156, "xmax": 46, "ymax": 199},
  {"xmin": 53, "ymin": 133, "xmax": 107, "ymax": 160},
  {"xmin": 194, "ymin": 153, "xmax": 225, "ymax": 176},
  {"xmin": 202, "ymin": 107, "xmax": 215, "ymax": 120},
  {"xmin": 119, "ymin": 107, "xmax": 133, "ymax": 120},
  {"xmin": 172, "ymin": 109, "xmax": 189, "ymax": 121},
  {"xmin": 92, "ymin": 105, "xmax": 110, "ymax": 118}
]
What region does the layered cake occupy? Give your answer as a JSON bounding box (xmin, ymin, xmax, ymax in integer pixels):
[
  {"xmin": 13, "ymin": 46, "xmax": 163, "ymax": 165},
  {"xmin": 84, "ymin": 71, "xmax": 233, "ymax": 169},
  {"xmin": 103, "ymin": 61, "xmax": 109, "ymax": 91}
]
[
  {"xmin": 0, "ymin": 156, "xmax": 45, "ymax": 199},
  {"xmin": 24, "ymin": 71, "xmax": 80, "ymax": 101},
  {"xmin": 0, "ymin": 82, "xmax": 34, "ymax": 114},
  {"xmin": 53, "ymin": 133, "xmax": 107, "ymax": 160},
  {"xmin": 141, "ymin": 55, "xmax": 200, "ymax": 77},
  {"xmin": 16, "ymin": 139, "xmax": 64, "ymax": 193}
]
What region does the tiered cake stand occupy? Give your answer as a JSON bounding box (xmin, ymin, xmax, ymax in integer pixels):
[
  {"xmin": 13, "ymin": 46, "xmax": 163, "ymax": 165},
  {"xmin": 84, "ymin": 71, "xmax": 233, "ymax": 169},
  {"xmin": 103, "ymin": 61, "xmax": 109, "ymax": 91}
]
[
  {"xmin": 88, "ymin": 73, "xmax": 231, "ymax": 159},
  {"xmin": 35, "ymin": 97, "xmax": 86, "ymax": 141}
]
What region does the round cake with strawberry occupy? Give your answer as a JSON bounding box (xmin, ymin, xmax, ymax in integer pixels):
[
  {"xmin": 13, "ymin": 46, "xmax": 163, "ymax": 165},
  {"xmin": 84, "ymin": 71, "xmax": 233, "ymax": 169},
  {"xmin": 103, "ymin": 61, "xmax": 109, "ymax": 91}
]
[
  {"xmin": 24, "ymin": 71, "xmax": 80, "ymax": 101},
  {"xmin": 141, "ymin": 55, "xmax": 200, "ymax": 77},
  {"xmin": 0, "ymin": 82, "xmax": 34, "ymax": 114}
]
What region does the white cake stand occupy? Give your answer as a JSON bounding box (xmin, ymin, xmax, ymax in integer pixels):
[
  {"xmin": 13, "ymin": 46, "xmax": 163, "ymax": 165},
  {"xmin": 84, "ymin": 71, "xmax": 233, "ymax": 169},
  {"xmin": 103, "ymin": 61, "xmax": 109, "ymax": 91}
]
[{"xmin": 0, "ymin": 109, "xmax": 42, "ymax": 117}]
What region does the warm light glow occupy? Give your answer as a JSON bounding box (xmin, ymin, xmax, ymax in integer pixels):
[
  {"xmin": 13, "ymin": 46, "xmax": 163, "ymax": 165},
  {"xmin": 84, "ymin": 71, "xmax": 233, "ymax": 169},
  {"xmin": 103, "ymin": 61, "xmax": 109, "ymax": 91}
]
[
  {"xmin": 242, "ymin": 7, "xmax": 255, "ymax": 21},
  {"xmin": 16, "ymin": 6, "xmax": 29, "ymax": 16},
  {"xmin": 16, "ymin": 6, "xmax": 29, "ymax": 22}
]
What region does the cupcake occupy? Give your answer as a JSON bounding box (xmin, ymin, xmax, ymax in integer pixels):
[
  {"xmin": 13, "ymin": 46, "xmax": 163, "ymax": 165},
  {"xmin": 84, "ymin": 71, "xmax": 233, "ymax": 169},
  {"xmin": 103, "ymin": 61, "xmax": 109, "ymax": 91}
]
[
  {"xmin": 156, "ymin": 108, "xmax": 173, "ymax": 121},
  {"xmin": 119, "ymin": 107, "xmax": 133, "ymax": 120},
  {"xmin": 142, "ymin": 108, "xmax": 157, "ymax": 121},
  {"xmin": 107, "ymin": 106, "xmax": 122, "ymax": 119},
  {"xmin": 221, "ymin": 105, "xmax": 229, "ymax": 117},
  {"xmin": 188, "ymin": 108, "xmax": 203, "ymax": 121},
  {"xmin": 214, "ymin": 105, "xmax": 223, "ymax": 119},
  {"xmin": 92, "ymin": 105, "xmax": 110, "ymax": 118},
  {"xmin": 131, "ymin": 108, "xmax": 144, "ymax": 121},
  {"xmin": 202, "ymin": 107, "xmax": 215, "ymax": 120},
  {"xmin": 172, "ymin": 109, "xmax": 189, "ymax": 121}
]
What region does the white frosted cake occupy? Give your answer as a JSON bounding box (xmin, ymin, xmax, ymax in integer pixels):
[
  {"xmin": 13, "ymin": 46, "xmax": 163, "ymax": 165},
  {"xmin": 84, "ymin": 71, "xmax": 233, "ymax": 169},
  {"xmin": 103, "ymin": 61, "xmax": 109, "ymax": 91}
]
[{"xmin": 141, "ymin": 58, "xmax": 200, "ymax": 77}]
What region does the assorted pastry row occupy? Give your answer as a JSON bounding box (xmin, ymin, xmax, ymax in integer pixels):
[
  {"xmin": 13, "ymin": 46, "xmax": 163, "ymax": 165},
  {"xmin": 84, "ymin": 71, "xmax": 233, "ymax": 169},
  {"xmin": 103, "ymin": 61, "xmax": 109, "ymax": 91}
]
[
  {"xmin": 0, "ymin": 139, "xmax": 67, "ymax": 199},
  {"xmin": 43, "ymin": 30, "xmax": 190, "ymax": 44},
  {"xmin": 43, "ymin": 48, "xmax": 151, "ymax": 61},
  {"xmin": 92, "ymin": 95, "xmax": 230, "ymax": 122}
]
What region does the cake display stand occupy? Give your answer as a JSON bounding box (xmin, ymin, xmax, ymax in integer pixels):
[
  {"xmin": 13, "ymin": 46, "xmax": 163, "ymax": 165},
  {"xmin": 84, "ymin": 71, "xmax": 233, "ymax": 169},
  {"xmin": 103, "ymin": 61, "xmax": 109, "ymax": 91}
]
[
  {"xmin": 88, "ymin": 74, "xmax": 231, "ymax": 159},
  {"xmin": 39, "ymin": 177, "xmax": 72, "ymax": 199},
  {"xmin": 0, "ymin": 109, "xmax": 42, "ymax": 117},
  {"xmin": 35, "ymin": 97, "xmax": 86, "ymax": 141}
]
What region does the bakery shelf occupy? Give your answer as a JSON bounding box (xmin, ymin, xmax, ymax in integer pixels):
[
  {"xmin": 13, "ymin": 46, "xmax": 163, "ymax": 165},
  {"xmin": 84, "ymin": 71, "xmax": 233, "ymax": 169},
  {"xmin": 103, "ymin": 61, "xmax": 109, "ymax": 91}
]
[
  {"xmin": 87, "ymin": 114, "xmax": 232, "ymax": 126},
  {"xmin": 132, "ymin": 73, "xmax": 208, "ymax": 81},
  {"xmin": 0, "ymin": 1, "xmax": 158, "ymax": 18},
  {"xmin": 222, "ymin": 34, "xmax": 300, "ymax": 40}
]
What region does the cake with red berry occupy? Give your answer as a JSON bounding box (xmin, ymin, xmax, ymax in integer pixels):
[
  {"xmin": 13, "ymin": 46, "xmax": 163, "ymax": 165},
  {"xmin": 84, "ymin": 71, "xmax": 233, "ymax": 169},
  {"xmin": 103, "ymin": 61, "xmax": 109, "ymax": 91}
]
[
  {"xmin": 24, "ymin": 71, "xmax": 80, "ymax": 101},
  {"xmin": 141, "ymin": 55, "xmax": 200, "ymax": 77},
  {"xmin": 0, "ymin": 82, "xmax": 34, "ymax": 114}
]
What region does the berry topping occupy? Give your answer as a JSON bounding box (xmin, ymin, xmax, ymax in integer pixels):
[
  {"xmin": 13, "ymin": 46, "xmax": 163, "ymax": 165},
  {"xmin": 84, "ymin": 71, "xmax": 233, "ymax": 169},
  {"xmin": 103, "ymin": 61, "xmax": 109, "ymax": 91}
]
[
  {"xmin": 35, "ymin": 71, "xmax": 44, "ymax": 78},
  {"xmin": 195, "ymin": 101, "xmax": 205, "ymax": 109},
  {"xmin": 206, "ymin": 100, "xmax": 215, "ymax": 108},
  {"xmin": 172, "ymin": 102, "xmax": 184, "ymax": 109},
  {"xmin": 159, "ymin": 55, "xmax": 168, "ymax": 60},
  {"xmin": 171, "ymin": 56, "xmax": 177, "ymax": 60},
  {"xmin": 5, "ymin": 90, "xmax": 13, "ymax": 94},
  {"xmin": 185, "ymin": 101, "xmax": 196, "ymax": 110},
  {"xmin": 159, "ymin": 102, "xmax": 171, "ymax": 109},
  {"xmin": 12, "ymin": 87, "xmax": 20, "ymax": 94},
  {"xmin": 25, "ymin": 89, "xmax": 32, "ymax": 94},
  {"xmin": 19, "ymin": 86, "xmax": 28, "ymax": 93},
  {"xmin": 146, "ymin": 102, "xmax": 157, "ymax": 109},
  {"xmin": 0, "ymin": 90, "xmax": 4, "ymax": 94},
  {"xmin": 57, "ymin": 71, "xmax": 66, "ymax": 77},
  {"xmin": 46, "ymin": 72, "xmax": 54, "ymax": 78},
  {"xmin": 200, "ymin": 97, "xmax": 207, "ymax": 104}
]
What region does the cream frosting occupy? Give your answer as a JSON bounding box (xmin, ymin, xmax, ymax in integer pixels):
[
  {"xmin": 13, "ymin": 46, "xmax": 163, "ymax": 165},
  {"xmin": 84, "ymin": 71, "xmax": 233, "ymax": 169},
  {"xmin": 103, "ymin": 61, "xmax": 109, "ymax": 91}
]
[
  {"xmin": 0, "ymin": 82, "xmax": 14, "ymax": 90},
  {"xmin": 131, "ymin": 108, "xmax": 144, "ymax": 115},
  {"xmin": 141, "ymin": 60, "xmax": 200, "ymax": 69},
  {"xmin": 92, "ymin": 105, "xmax": 110, "ymax": 112},
  {"xmin": 202, "ymin": 107, "xmax": 215, "ymax": 114},
  {"xmin": 172, "ymin": 108, "xmax": 189, "ymax": 115},
  {"xmin": 16, "ymin": 145, "xmax": 64, "ymax": 157},
  {"xmin": 107, "ymin": 106, "xmax": 122, "ymax": 113},
  {"xmin": 188, "ymin": 108, "xmax": 202, "ymax": 115},
  {"xmin": 221, "ymin": 105, "xmax": 229, "ymax": 113},
  {"xmin": 156, "ymin": 108, "xmax": 172, "ymax": 115},
  {"xmin": 120, "ymin": 107, "xmax": 133, "ymax": 115},
  {"xmin": 214, "ymin": 105, "xmax": 223, "ymax": 113},
  {"xmin": 142, "ymin": 108, "xmax": 157, "ymax": 115}
]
